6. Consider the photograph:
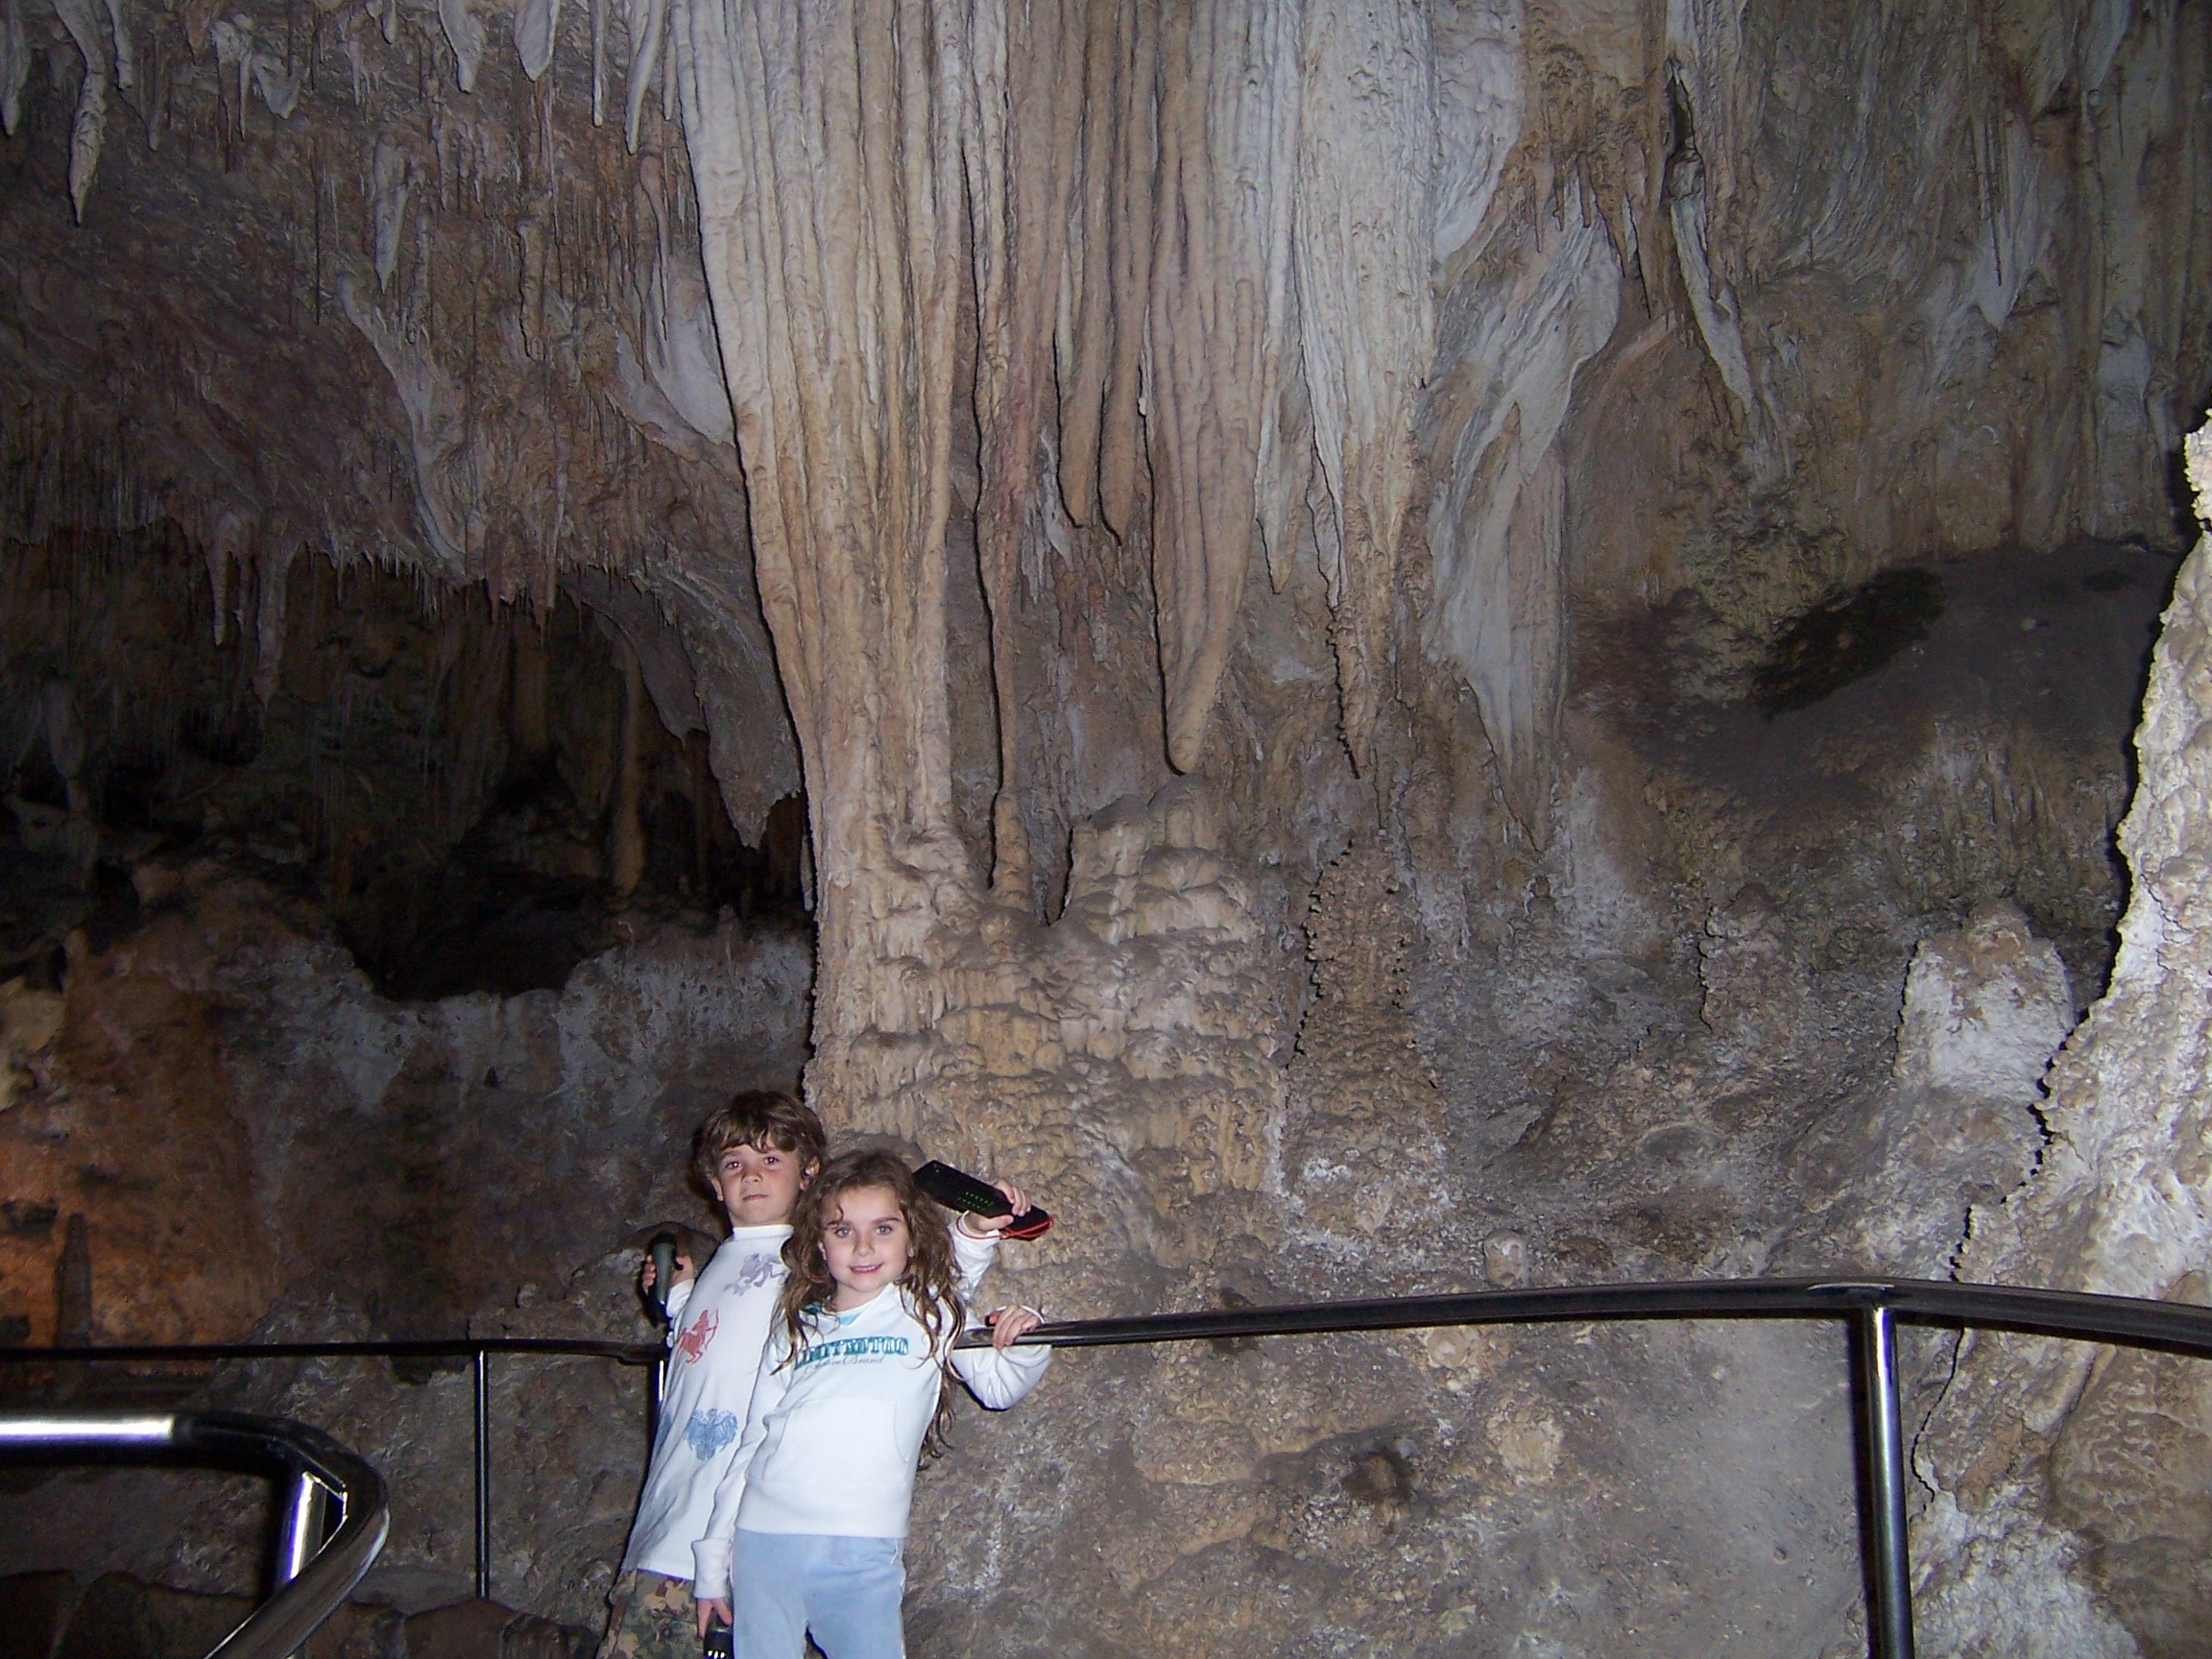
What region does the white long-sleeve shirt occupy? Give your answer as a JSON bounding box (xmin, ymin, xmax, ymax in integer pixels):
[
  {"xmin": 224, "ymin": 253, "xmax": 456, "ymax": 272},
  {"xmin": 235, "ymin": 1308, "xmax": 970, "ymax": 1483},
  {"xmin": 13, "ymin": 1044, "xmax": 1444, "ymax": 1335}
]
[
  {"xmin": 690, "ymin": 1235, "xmax": 1049, "ymax": 1597},
  {"xmin": 619, "ymin": 1223, "xmax": 794, "ymax": 1579}
]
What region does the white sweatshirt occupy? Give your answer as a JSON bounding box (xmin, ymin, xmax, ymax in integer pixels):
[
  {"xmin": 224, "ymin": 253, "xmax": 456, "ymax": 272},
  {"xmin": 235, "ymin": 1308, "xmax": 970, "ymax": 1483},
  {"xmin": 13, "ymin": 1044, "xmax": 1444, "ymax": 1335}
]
[
  {"xmin": 620, "ymin": 1223, "xmax": 794, "ymax": 1579},
  {"xmin": 690, "ymin": 1235, "xmax": 1049, "ymax": 1597}
]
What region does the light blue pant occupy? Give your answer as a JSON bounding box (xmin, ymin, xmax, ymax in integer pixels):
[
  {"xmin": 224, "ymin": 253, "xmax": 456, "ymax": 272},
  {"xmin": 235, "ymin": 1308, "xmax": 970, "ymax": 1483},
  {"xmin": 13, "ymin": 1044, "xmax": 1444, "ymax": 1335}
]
[{"xmin": 732, "ymin": 1530, "xmax": 906, "ymax": 1659}]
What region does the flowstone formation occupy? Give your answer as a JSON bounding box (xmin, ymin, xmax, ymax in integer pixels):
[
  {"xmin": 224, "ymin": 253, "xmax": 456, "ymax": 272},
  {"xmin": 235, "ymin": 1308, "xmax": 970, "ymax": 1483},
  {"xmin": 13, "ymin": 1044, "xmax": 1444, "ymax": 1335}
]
[
  {"xmin": 2, "ymin": 0, "xmax": 2211, "ymax": 1653},
  {"xmin": 1909, "ymin": 433, "xmax": 2212, "ymax": 1659}
]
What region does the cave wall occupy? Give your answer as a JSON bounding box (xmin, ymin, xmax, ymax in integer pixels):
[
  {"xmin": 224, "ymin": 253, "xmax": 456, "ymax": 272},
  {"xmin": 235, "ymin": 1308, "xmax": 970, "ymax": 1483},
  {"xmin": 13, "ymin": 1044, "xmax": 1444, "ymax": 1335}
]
[{"xmin": 0, "ymin": 859, "xmax": 813, "ymax": 1349}]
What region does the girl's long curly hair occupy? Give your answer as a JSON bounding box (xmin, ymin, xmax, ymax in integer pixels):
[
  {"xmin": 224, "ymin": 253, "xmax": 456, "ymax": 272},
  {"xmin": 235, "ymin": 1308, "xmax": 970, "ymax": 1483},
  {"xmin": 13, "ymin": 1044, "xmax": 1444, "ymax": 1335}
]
[{"xmin": 777, "ymin": 1149, "xmax": 964, "ymax": 1362}]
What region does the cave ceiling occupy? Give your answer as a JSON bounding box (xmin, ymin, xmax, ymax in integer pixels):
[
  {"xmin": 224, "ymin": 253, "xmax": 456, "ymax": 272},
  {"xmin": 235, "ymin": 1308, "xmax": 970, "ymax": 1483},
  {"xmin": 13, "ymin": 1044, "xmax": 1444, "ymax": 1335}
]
[{"xmin": 0, "ymin": 0, "xmax": 2205, "ymax": 1082}]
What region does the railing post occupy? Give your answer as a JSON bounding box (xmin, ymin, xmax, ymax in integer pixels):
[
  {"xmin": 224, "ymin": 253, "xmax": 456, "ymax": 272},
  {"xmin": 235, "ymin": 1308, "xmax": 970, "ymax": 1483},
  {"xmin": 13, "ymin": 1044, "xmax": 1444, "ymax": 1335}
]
[
  {"xmin": 1857, "ymin": 1304, "xmax": 1915, "ymax": 1659},
  {"xmin": 272, "ymin": 1467, "xmax": 331, "ymax": 1659},
  {"xmin": 472, "ymin": 1345, "xmax": 491, "ymax": 1602},
  {"xmin": 272, "ymin": 1469, "xmax": 329, "ymax": 1589}
]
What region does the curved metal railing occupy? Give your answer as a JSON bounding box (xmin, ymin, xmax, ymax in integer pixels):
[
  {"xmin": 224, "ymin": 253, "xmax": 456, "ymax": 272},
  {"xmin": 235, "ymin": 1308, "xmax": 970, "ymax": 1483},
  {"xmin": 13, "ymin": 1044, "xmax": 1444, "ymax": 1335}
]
[
  {"xmin": 961, "ymin": 1273, "xmax": 2212, "ymax": 1659},
  {"xmin": 0, "ymin": 1336, "xmax": 661, "ymax": 1602},
  {"xmin": 0, "ymin": 1409, "xmax": 389, "ymax": 1659}
]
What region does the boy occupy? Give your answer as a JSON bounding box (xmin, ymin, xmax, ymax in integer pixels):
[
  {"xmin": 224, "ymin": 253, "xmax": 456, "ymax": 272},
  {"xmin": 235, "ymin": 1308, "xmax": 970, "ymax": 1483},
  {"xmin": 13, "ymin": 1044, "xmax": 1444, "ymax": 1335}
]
[{"xmin": 598, "ymin": 1090, "xmax": 826, "ymax": 1659}]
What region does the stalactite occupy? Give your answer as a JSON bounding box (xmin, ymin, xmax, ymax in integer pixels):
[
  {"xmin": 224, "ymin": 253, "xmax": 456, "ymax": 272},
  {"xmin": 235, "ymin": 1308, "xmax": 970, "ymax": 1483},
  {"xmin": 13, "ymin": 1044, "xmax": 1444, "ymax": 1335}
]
[
  {"xmin": 1295, "ymin": 0, "xmax": 1436, "ymax": 773},
  {"xmin": 0, "ymin": 0, "xmax": 29, "ymax": 136},
  {"xmin": 1144, "ymin": 0, "xmax": 1301, "ymax": 772},
  {"xmin": 589, "ymin": 0, "xmax": 605, "ymax": 124},
  {"xmin": 606, "ymin": 628, "xmax": 645, "ymax": 897},
  {"xmin": 515, "ymin": 0, "xmax": 558, "ymax": 82},
  {"xmin": 673, "ymin": 0, "xmax": 969, "ymax": 1060},
  {"xmin": 252, "ymin": 538, "xmax": 301, "ymax": 701},
  {"xmin": 55, "ymin": 0, "xmax": 113, "ymax": 219},
  {"xmin": 100, "ymin": 0, "xmax": 130, "ymax": 89},
  {"xmin": 1424, "ymin": 180, "xmax": 1620, "ymax": 826},
  {"xmin": 1052, "ymin": 0, "xmax": 1154, "ymax": 542},
  {"xmin": 437, "ymin": 0, "xmax": 484, "ymax": 92},
  {"xmin": 622, "ymin": 0, "xmax": 663, "ymax": 152},
  {"xmin": 959, "ymin": 0, "xmax": 1080, "ymax": 888}
]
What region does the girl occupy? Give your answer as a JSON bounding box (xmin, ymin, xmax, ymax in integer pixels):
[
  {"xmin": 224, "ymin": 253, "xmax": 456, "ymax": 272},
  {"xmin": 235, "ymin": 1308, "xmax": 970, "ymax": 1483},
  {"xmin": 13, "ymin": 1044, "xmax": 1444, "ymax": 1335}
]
[{"xmin": 690, "ymin": 1148, "xmax": 1050, "ymax": 1659}]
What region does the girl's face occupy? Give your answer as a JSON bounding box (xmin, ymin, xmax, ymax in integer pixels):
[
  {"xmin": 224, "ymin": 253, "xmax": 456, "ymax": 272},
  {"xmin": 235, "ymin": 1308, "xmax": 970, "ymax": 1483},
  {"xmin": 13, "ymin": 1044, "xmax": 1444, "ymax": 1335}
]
[{"xmin": 820, "ymin": 1184, "xmax": 911, "ymax": 1310}]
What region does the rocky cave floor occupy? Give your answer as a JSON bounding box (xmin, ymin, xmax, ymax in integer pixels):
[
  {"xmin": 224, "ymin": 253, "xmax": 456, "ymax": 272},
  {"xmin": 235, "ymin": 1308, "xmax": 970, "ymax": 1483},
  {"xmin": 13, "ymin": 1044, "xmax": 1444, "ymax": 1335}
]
[{"xmin": 0, "ymin": 534, "xmax": 2184, "ymax": 1656}]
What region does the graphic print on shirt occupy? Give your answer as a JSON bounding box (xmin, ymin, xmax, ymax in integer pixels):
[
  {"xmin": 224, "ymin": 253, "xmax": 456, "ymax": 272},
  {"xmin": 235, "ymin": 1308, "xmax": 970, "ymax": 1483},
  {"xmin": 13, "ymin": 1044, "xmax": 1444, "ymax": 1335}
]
[
  {"xmin": 685, "ymin": 1407, "xmax": 741, "ymax": 1460},
  {"xmin": 793, "ymin": 1333, "xmax": 913, "ymax": 1371},
  {"xmin": 731, "ymin": 1250, "xmax": 780, "ymax": 1290},
  {"xmin": 675, "ymin": 1307, "xmax": 717, "ymax": 1364}
]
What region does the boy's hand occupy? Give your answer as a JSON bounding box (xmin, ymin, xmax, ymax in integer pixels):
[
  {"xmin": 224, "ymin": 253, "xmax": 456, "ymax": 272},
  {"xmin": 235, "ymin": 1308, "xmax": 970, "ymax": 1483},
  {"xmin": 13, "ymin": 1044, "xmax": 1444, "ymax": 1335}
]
[
  {"xmin": 639, "ymin": 1253, "xmax": 696, "ymax": 1292},
  {"xmin": 984, "ymin": 1305, "xmax": 1042, "ymax": 1349},
  {"xmin": 955, "ymin": 1180, "xmax": 1030, "ymax": 1238},
  {"xmin": 696, "ymin": 1595, "xmax": 733, "ymax": 1638}
]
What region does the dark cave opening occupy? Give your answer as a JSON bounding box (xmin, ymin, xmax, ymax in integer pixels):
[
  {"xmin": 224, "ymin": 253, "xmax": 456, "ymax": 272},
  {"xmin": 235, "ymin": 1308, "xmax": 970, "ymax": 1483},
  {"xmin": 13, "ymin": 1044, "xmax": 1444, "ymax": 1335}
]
[
  {"xmin": 1751, "ymin": 567, "xmax": 1947, "ymax": 714},
  {"xmin": 0, "ymin": 522, "xmax": 809, "ymax": 1001}
]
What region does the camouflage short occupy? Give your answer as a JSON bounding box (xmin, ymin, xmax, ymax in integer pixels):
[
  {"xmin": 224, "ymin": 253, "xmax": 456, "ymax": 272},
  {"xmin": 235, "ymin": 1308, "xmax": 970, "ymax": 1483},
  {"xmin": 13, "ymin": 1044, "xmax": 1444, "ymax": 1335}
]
[{"xmin": 597, "ymin": 1570, "xmax": 700, "ymax": 1659}]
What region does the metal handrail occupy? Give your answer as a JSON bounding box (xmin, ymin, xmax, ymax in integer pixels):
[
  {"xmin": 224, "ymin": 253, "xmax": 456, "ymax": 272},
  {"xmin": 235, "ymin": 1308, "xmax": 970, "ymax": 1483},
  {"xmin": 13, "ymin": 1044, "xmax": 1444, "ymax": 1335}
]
[
  {"xmin": 957, "ymin": 1273, "xmax": 2212, "ymax": 1353},
  {"xmin": 0, "ymin": 1335, "xmax": 662, "ymax": 1602},
  {"xmin": 7, "ymin": 1336, "xmax": 662, "ymax": 1363},
  {"xmin": 959, "ymin": 1272, "xmax": 2212, "ymax": 1659},
  {"xmin": 0, "ymin": 1410, "xmax": 388, "ymax": 1659},
  {"xmin": 13, "ymin": 1278, "xmax": 2211, "ymax": 1659}
]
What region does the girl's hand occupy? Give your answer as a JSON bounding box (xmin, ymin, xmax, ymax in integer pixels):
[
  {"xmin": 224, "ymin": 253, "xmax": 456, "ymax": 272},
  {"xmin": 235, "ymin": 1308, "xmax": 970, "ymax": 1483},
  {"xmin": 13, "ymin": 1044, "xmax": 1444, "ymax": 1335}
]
[
  {"xmin": 985, "ymin": 1305, "xmax": 1042, "ymax": 1349},
  {"xmin": 696, "ymin": 1595, "xmax": 733, "ymax": 1639},
  {"xmin": 957, "ymin": 1180, "xmax": 1030, "ymax": 1238},
  {"xmin": 639, "ymin": 1253, "xmax": 696, "ymax": 1292}
]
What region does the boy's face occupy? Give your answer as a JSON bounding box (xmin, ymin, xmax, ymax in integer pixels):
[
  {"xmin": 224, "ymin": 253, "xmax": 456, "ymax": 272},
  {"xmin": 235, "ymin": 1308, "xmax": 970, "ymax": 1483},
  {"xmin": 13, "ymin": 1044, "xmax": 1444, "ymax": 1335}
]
[{"xmin": 709, "ymin": 1140, "xmax": 815, "ymax": 1228}]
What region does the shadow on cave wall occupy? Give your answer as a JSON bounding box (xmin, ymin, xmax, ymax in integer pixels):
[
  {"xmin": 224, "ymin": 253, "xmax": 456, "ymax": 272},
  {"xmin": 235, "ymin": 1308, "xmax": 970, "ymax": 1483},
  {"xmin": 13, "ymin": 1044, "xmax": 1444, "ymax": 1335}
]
[{"xmin": 0, "ymin": 521, "xmax": 808, "ymax": 999}]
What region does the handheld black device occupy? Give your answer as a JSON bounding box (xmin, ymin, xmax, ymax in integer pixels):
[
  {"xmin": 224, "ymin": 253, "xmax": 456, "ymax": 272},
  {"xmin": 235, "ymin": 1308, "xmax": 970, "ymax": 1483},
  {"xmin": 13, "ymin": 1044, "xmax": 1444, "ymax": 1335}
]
[
  {"xmin": 702, "ymin": 1614, "xmax": 733, "ymax": 1659},
  {"xmin": 913, "ymin": 1160, "xmax": 1053, "ymax": 1240},
  {"xmin": 649, "ymin": 1232, "xmax": 678, "ymax": 1319}
]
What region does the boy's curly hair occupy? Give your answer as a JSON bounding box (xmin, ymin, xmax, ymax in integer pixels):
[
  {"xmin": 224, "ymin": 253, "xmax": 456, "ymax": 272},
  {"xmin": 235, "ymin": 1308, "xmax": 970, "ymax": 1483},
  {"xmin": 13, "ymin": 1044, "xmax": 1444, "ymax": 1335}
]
[
  {"xmin": 690, "ymin": 1090, "xmax": 826, "ymax": 1194},
  {"xmin": 778, "ymin": 1148, "xmax": 963, "ymax": 1362}
]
